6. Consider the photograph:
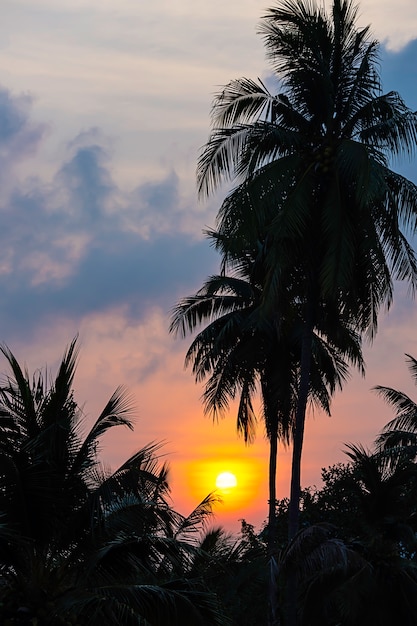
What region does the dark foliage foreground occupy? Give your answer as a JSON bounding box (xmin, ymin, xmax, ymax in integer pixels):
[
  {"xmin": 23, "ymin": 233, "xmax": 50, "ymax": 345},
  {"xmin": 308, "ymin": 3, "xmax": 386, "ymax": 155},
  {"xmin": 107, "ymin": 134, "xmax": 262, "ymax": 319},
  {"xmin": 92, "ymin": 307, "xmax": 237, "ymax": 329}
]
[
  {"xmin": 0, "ymin": 339, "xmax": 241, "ymax": 626},
  {"xmin": 2, "ymin": 347, "xmax": 417, "ymax": 626},
  {"xmin": 268, "ymin": 354, "xmax": 417, "ymax": 625}
]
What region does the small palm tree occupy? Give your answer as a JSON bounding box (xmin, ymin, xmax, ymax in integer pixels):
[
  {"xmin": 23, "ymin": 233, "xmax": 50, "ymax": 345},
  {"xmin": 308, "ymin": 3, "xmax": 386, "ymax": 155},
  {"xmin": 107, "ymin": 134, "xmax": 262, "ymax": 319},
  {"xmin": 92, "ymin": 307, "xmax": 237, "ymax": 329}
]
[{"xmin": 0, "ymin": 338, "xmax": 226, "ymax": 625}]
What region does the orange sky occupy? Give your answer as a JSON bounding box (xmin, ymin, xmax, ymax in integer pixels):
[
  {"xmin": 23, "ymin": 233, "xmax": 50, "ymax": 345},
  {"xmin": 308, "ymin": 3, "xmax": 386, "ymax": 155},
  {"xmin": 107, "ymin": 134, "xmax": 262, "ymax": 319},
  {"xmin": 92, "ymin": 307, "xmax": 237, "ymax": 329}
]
[
  {"xmin": 12, "ymin": 285, "xmax": 415, "ymax": 536},
  {"xmin": 94, "ymin": 287, "xmax": 417, "ymax": 534}
]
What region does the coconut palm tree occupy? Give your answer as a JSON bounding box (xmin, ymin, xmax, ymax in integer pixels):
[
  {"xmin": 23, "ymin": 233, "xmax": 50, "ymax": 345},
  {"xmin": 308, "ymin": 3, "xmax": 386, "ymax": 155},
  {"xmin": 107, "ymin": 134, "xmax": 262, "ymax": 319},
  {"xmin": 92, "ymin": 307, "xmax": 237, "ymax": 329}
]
[
  {"xmin": 170, "ymin": 236, "xmax": 363, "ymax": 624},
  {"xmin": 171, "ymin": 269, "xmax": 294, "ymax": 555},
  {"xmin": 196, "ymin": 0, "xmax": 417, "ymax": 540},
  {"xmin": 170, "ymin": 259, "xmax": 362, "ymax": 540},
  {"xmin": 0, "ymin": 339, "xmax": 226, "ymax": 625}
]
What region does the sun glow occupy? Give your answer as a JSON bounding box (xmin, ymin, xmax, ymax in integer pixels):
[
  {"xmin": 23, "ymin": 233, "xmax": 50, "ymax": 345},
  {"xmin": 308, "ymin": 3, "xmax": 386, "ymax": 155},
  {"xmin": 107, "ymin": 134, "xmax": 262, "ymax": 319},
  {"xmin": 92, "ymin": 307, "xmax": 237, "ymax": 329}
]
[
  {"xmin": 177, "ymin": 442, "xmax": 270, "ymax": 530},
  {"xmin": 216, "ymin": 472, "xmax": 237, "ymax": 489},
  {"xmin": 216, "ymin": 471, "xmax": 238, "ymax": 489}
]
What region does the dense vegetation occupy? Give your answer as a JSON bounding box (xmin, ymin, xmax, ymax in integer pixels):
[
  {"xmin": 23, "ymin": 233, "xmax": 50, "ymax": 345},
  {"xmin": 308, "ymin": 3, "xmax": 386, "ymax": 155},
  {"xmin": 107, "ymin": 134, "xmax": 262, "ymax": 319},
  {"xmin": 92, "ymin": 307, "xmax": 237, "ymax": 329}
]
[
  {"xmin": 0, "ymin": 339, "xmax": 267, "ymax": 625},
  {"xmin": 1, "ymin": 0, "xmax": 417, "ymax": 624},
  {"xmin": 4, "ymin": 344, "xmax": 417, "ymax": 625}
]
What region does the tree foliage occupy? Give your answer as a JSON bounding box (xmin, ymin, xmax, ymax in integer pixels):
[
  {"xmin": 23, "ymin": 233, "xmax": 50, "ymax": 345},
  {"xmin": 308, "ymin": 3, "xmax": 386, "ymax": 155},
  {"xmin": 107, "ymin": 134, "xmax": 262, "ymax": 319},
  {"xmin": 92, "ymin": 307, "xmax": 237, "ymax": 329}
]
[
  {"xmin": 0, "ymin": 339, "xmax": 228, "ymax": 626},
  {"xmin": 267, "ymin": 356, "xmax": 417, "ymax": 624},
  {"xmin": 196, "ymin": 0, "xmax": 417, "ymax": 546}
]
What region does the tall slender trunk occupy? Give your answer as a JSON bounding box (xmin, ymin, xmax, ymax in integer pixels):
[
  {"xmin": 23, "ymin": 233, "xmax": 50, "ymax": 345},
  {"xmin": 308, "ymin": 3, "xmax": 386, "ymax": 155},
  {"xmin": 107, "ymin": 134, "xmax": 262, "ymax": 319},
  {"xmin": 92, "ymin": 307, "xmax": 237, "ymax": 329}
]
[
  {"xmin": 285, "ymin": 302, "xmax": 314, "ymax": 626},
  {"xmin": 267, "ymin": 420, "xmax": 279, "ymax": 626},
  {"xmin": 268, "ymin": 422, "xmax": 278, "ymax": 556},
  {"xmin": 288, "ymin": 303, "xmax": 314, "ymax": 541}
]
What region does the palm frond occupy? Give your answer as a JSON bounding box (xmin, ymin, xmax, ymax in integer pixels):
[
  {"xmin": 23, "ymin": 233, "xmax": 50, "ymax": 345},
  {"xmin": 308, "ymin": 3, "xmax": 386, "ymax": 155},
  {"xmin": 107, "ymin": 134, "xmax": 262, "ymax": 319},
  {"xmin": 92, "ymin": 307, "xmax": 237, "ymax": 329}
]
[
  {"xmin": 174, "ymin": 493, "xmax": 220, "ymax": 542},
  {"xmin": 71, "ymin": 385, "xmax": 135, "ymax": 479}
]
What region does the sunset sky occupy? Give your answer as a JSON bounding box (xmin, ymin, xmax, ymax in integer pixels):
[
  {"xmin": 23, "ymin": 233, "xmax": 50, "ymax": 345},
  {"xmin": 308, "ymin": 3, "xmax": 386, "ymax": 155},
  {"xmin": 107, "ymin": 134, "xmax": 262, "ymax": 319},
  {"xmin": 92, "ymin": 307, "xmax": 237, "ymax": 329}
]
[{"xmin": 1, "ymin": 0, "xmax": 417, "ymax": 532}]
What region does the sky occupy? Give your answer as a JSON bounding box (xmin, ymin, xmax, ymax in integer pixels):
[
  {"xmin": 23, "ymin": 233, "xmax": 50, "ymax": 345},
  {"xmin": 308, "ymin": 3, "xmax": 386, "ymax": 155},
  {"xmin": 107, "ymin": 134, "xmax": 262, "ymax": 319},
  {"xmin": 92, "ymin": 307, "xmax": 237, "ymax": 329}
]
[{"xmin": 1, "ymin": 0, "xmax": 417, "ymax": 533}]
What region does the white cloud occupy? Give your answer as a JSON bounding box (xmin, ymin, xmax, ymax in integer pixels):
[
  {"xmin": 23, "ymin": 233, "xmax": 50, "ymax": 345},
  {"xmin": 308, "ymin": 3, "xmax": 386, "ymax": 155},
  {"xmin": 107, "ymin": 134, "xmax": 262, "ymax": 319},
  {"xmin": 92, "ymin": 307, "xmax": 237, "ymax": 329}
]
[{"xmin": 353, "ymin": 0, "xmax": 417, "ymax": 51}]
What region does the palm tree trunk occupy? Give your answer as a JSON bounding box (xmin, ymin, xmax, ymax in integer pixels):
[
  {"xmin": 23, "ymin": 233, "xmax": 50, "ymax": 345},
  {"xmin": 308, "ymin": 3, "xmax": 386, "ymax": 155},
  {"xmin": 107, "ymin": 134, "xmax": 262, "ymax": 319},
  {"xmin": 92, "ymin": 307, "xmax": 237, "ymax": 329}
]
[
  {"xmin": 268, "ymin": 423, "xmax": 278, "ymax": 556},
  {"xmin": 288, "ymin": 304, "xmax": 314, "ymax": 541},
  {"xmin": 268, "ymin": 422, "xmax": 279, "ymax": 626},
  {"xmin": 285, "ymin": 303, "xmax": 314, "ymax": 626}
]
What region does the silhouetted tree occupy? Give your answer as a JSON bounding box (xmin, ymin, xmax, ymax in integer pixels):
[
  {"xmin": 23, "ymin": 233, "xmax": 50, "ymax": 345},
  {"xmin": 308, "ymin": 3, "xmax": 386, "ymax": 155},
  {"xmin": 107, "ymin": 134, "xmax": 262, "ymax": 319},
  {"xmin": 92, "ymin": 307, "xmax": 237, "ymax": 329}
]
[
  {"xmin": 197, "ymin": 0, "xmax": 417, "ymax": 547},
  {"xmin": 0, "ymin": 339, "xmax": 227, "ymax": 625}
]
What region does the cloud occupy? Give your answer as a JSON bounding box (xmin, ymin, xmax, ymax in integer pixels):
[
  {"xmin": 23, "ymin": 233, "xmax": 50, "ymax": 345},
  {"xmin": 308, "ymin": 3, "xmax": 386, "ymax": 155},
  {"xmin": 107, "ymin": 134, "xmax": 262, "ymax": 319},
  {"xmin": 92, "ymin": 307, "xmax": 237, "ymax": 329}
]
[
  {"xmin": 360, "ymin": 0, "xmax": 417, "ymax": 51},
  {"xmin": 0, "ymin": 87, "xmax": 46, "ymax": 186},
  {"xmin": 0, "ymin": 85, "xmax": 218, "ymax": 344},
  {"xmin": 57, "ymin": 134, "xmax": 116, "ymax": 222},
  {"xmin": 0, "ymin": 20, "xmax": 416, "ymax": 340}
]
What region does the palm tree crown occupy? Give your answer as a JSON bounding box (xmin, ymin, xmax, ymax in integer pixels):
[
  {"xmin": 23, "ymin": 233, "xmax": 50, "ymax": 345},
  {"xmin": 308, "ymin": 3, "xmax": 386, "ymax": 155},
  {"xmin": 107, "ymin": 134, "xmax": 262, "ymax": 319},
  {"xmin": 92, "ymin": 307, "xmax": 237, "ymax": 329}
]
[{"xmin": 198, "ymin": 0, "xmax": 417, "ymax": 335}]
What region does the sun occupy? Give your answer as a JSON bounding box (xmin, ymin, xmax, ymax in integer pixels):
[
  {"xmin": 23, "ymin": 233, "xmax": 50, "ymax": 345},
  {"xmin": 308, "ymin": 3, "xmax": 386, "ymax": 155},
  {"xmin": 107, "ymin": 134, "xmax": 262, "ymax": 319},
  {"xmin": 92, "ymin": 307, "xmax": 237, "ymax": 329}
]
[{"xmin": 215, "ymin": 471, "xmax": 238, "ymax": 489}]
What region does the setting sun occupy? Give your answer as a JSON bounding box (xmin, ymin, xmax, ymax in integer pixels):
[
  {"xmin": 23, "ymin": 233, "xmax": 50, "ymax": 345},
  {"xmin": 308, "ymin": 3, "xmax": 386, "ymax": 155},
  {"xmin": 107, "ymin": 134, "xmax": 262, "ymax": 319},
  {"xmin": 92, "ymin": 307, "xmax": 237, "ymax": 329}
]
[
  {"xmin": 178, "ymin": 447, "xmax": 268, "ymax": 531},
  {"xmin": 216, "ymin": 471, "xmax": 238, "ymax": 489}
]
